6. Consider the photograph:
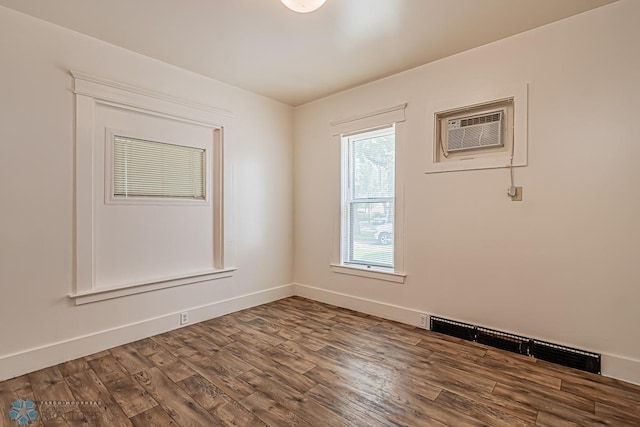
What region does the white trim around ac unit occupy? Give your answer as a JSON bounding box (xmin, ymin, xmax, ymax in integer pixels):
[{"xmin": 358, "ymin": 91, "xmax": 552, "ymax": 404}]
[{"xmin": 425, "ymin": 83, "xmax": 528, "ymax": 174}]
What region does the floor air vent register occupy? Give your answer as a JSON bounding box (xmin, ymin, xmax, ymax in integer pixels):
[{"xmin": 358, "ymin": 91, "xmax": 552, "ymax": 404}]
[{"xmin": 429, "ymin": 316, "xmax": 601, "ymax": 374}]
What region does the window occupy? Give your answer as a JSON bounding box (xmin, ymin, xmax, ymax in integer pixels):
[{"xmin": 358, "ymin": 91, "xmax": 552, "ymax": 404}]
[
  {"xmin": 71, "ymin": 72, "xmax": 236, "ymax": 305},
  {"xmin": 113, "ymin": 135, "xmax": 205, "ymax": 200},
  {"xmin": 330, "ymin": 103, "xmax": 406, "ymax": 283},
  {"xmin": 342, "ymin": 126, "xmax": 395, "ymax": 269}
]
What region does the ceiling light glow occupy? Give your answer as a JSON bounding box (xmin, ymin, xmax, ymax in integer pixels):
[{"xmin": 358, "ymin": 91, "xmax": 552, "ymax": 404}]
[{"xmin": 281, "ymin": 0, "xmax": 327, "ymax": 13}]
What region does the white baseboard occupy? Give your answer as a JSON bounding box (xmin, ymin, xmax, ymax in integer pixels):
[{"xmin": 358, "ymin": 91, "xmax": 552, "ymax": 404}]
[
  {"xmin": 601, "ymin": 353, "xmax": 640, "ymax": 386},
  {"xmin": 294, "ymin": 283, "xmax": 426, "ymax": 327},
  {"xmin": 3, "ymin": 282, "xmax": 639, "ymax": 387},
  {"xmin": 0, "ymin": 284, "xmax": 294, "ymax": 381},
  {"xmin": 294, "ymin": 283, "xmax": 640, "ymax": 386}
]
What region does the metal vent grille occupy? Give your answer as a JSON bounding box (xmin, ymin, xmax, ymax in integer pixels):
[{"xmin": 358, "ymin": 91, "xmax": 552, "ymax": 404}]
[
  {"xmin": 429, "ymin": 316, "xmax": 601, "ymax": 374},
  {"xmin": 447, "ymin": 110, "xmax": 503, "ymax": 152},
  {"xmin": 531, "ymin": 340, "xmax": 601, "ymax": 374},
  {"xmin": 477, "ymin": 327, "xmax": 529, "ymax": 356},
  {"xmin": 430, "ymin": 316, "xmax": 476, "ymax": 341}
]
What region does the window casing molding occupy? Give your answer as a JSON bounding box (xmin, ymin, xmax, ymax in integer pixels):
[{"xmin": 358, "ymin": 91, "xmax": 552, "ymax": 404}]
[
  {"xmin": 330, "ymin": 263, "xmax": 406, "ymax": 284},
  {"xmin": 70, "ymin": 71, "xmax": 236, "ymax": 305},
  {"xmin": 330, "ymin": 103, "xmax": 407, "ymax": 283}
]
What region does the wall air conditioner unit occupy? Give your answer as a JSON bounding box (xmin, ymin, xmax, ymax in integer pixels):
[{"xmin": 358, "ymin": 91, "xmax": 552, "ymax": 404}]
[
  {"xmin": 446, "ymin": 110, "xmax": 504, "ymax": 153},
  {"xmin": 429, "ymin": 94, "xmax": 524, "ymax": 173}
]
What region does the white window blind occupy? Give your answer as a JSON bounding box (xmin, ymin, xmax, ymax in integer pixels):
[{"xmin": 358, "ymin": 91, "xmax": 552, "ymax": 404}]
[
  {"xmin": 113, "ymin": 136, "xmax": 205, "ymax": 199},
  {"xmin": 344, "ymin": 126, "xmax": 395, "ymax": 268}
]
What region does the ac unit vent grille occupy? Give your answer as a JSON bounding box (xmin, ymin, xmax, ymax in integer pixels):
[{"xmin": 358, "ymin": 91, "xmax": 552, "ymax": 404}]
[
  {"xmin": 447, "ymin": 110, "xmax": 503, "ymax": 152},
  {"xmin": 428, "ymin": 316, "xmax": 601, "ymax": 375},
  {"xmin": 460, "ymin": 113, "xmax": 501, "ymax": 127}
]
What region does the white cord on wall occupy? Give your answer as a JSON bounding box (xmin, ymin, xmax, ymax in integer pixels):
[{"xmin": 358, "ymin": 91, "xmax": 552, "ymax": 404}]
[
  {"xmin": 507, "ymin": 123, "xmax": 517, "ymax": 197},
  {"xmin": 507, "ymin": 156, "xmax": 517, "ymax": 197}
]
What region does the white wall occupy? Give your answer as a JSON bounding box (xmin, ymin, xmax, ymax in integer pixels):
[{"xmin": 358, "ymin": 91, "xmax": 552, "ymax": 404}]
[
  {"xmin": 2, "ymin": 0, "xmax": 639, "ymax": 385},
  {"xmin": 0, "ymin": 6, "xmax": 294, "ymax": 379},
  {"xmin": 294, "ymin": 0, "xmax": 640, "ymax": 383}
]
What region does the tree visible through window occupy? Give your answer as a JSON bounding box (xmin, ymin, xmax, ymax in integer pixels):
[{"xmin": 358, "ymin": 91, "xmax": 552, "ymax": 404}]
[{"xmin": 343, "ymin": 125, "xmax": 395, "ymax": 268}]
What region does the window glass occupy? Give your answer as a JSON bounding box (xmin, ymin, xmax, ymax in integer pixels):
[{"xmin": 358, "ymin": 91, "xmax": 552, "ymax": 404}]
[{"xmin": 343, "ymin": 126, "xmax": 395, "ymax": 268}]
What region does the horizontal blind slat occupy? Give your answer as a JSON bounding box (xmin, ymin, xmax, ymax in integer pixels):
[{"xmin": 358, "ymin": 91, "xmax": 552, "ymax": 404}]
[{"xmin": 113, "ymin": 136, "xmax": 205, "ymax": 199}]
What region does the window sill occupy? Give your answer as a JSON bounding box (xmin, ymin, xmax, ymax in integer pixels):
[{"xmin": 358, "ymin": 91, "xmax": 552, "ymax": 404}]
[
  {"xmin": 69, "ymin": 268, "xmax": 237, "ymax": 305},
  {"xmin": 330, "ymin": 264, "xmax": 406, "ymax": 284}
]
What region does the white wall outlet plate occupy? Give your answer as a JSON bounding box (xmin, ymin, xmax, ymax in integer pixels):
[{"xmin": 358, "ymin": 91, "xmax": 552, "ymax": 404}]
[
  {"xmin": 510, "ymin": 186, "xmax": 523, "ymax": 201},
  {"xmin": 419, "ymin": 314, "xmax": 428, "ymax": 329},
  {"xmin": 180, "ymin": 312, "xmax": 189, "ymax": 325}
]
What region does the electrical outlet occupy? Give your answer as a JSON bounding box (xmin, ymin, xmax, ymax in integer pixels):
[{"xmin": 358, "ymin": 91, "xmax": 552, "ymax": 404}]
[
  {"xmin": 509, "ymin": 186, "xmax": 523, "ymax": 201},
  {"xmin": 419, "ymin": 314, "xmax": 428, "ymax": 329},
  {"xmin": 180, "ymin": 312, "xmax": 189, "ymax": 325}
]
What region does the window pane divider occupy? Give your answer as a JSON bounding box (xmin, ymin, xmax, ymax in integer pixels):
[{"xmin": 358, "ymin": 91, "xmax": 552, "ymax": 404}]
[{"xmin": 350, "ymin": 197, "xmax": 394, "ymax": 203}]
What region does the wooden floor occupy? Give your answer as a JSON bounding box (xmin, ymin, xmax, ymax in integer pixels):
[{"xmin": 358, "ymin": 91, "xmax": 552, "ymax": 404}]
[{"xmin": 1, "ymin": 297, "xmax": 639, "ymax": 426}]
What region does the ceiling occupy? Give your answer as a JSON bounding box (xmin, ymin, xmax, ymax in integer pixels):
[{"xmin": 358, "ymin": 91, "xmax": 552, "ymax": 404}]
[{"xmin": 0, "ymin": 0, "xmax": 616, "ymax": 105}]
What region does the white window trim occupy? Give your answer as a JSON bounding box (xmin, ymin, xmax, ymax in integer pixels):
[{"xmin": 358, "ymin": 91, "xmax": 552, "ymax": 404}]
[
  {"xmin": 70, "ymin": 71, "xmax": 236, "ymax": 305},
  {"xmin": 330, "ymin": 103, "xmax": 407, "ymax": 284},
  {"xmin": 330, "ymin": 263, "xmax": 406, "ymax": 284},
  {"xmin": 71, "ymin": 268, "xmax": 237, "ymax": 305}
]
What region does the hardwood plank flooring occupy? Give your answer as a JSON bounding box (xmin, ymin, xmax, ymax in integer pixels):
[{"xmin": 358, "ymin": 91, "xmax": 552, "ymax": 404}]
[{"xmin": 1, "ymin": 296, "xmax": 638, "ymax": 426}]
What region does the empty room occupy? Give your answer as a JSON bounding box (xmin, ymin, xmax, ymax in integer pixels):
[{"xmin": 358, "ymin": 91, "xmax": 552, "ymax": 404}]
[{"xmin": 0, "ymin": 0, "xmax": 639, "ymax": 425}]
